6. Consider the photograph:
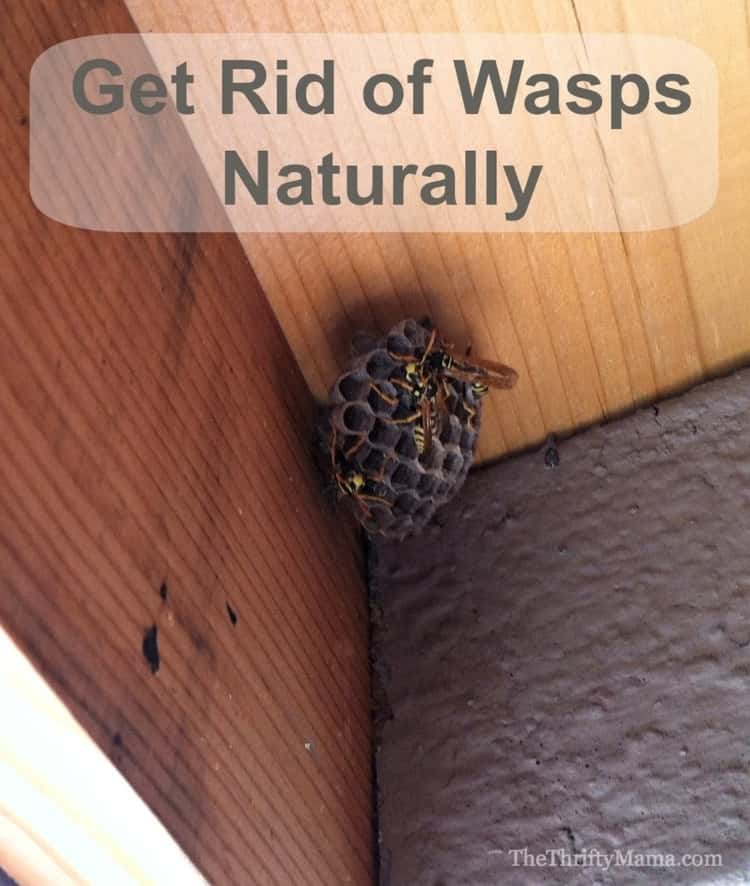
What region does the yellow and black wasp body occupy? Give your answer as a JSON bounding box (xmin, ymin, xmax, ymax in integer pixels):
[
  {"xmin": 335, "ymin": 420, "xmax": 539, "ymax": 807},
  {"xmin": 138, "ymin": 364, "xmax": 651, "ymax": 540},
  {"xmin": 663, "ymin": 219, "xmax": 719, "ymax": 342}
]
[
  {"xmin": 388, "ymin": 326, "xmax": 518, "ymax": 452},
  {"xmin": 329, "ymin": 425, "xmax": 394, "ymax": 521},
  {"xmin": 387, "ymin": 328, "xmax": 445, "ymax": 456}
]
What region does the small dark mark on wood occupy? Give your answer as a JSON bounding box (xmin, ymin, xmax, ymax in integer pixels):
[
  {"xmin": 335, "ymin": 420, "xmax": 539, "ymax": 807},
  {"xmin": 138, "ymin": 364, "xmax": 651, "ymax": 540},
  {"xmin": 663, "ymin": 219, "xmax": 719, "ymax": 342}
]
[
  {"xmin": 190, "ymin": 629, "xmax": 212, "ymax": 658},
  {"xmin": 19, "ymin": 115, "xmax": 27, "ymax": 127},
  {"xmin": 159, "ymin": 581, "xmax": 168, "ymax": 602},
  {"xmin": 226, "ymin": 602, "xmax": 238, "ymax": 626},
  {"xmin": 112, "ymin": 732, "xmax": 123, "ymax": 748},
  {"xmin": 142, "ymin": 624, "xmax": 160, "ymax": 674},
  {"xmin": 544, "ymin": 444, "xmax": 560, "ymax": 468}
]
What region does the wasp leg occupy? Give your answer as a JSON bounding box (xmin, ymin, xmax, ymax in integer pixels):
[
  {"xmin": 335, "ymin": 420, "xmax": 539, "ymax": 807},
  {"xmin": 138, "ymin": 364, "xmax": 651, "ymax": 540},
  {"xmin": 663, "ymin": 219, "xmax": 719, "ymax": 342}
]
[
  {"xmin": 390, "ymin": 411, "xmax": 421, "ymax": 424},
  {"xmin": 378, "ymin": 450, "xmax": 402, "ymax": 483},
  {"xmin": 329, "ymin": 426, "xmax": 340, "ymax": 465},
  {"xmin": 334, "ymin": 470, "xmax": 354, "ymax": 499},
  {"xmin": 368, "ymin": 383, "xmax": 398, "ymax": 407},
  {"xmin": 391, "ymin": 378, "xmax": 417, "ymax": 394},
  {"xmin": 358, "ymin": 492, "xmax": 392, "ymax": 507},
  {"xmin": 356, "ymin": 494, "xmax": 393, "ymax": 525},
  {"xmin": 421, "ymin": 327, "xmax": 439, "ymax": 360},
  {"xmin": 387, "ymin": 327, "xmax": 440, "ymax": 366},
  {"xmin": 459, "ymin": 400, "xmax": 478, "ymax": 432},
  {"xmin": 386, "ymin": 349, "xmax": 416, "ymax": 364},
  {"xmin": 344, "ymin": 434, "xmax": 368, "ymax": 459}
]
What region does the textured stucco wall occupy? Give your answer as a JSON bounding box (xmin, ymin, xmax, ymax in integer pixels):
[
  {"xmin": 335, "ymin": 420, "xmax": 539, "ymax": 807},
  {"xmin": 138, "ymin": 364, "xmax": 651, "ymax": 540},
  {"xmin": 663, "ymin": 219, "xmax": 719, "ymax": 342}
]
[{"xmin": 371, "ymin": 370, "xmax": 750, "ymax": 885}]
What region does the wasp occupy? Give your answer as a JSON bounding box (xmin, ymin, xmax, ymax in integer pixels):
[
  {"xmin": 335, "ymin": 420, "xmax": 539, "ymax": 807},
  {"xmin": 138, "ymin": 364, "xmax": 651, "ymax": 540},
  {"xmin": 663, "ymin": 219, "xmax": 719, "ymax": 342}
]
[
  {"xmin": 388, "ymin": 326, "xmax": 518, "ymax": 449},
  {"xmin": 389, "ymin": 396, "xmax": 438, "ymax": 456},
  {"xmin": 386, "ymin": 328, "xmax": 448, "ymax": 456},
  {"xmin": 329, "ymin": 426, "xmax": 394, "ymax": 521},
  {"xmin": 429, "ymin": 346, "xmax": 517, "ymax": 435},
  {"xmin": 424, "ymin": 336, "xmax": 518, "ymax": 393}
]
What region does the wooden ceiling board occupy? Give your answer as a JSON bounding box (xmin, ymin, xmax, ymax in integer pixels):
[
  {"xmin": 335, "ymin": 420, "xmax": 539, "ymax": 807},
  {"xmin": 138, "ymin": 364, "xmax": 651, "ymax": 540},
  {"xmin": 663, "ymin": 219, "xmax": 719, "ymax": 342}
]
[{"xmin": 127, "ymin": 0, "xmax": 750, "ymax": 463}]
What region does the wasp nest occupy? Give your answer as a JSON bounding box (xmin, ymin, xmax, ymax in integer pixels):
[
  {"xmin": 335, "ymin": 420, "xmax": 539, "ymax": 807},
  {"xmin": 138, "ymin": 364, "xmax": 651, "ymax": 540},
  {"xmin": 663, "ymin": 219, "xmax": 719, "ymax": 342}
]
[{"xmin": 324, "ymin": 318, "xmax": 484, "ymax": 540}]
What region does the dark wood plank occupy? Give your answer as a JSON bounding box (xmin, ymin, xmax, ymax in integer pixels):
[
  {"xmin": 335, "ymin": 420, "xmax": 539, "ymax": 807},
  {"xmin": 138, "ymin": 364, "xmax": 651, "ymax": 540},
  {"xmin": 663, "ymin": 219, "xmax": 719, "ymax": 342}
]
[{"xmin": 0, "ymin": 3, "xmax": 373, "ymax": 883}]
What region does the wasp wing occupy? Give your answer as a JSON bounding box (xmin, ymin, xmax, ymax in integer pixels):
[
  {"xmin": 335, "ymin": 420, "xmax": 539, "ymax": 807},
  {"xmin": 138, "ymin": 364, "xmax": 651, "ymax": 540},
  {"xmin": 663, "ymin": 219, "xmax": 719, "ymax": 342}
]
[
  {"xmin": 434, "ymin": 380, "xmax": 452, "ymax": 440},
  {"xmin": 449, "ymin": 356, "xmax": 518, "ymax": 389}
]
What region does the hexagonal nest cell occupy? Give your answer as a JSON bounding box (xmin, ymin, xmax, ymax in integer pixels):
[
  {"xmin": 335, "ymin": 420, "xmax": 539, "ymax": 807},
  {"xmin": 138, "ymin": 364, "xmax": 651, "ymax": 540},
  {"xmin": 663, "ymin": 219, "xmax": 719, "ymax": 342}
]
[{"xmin": 322, "ymin": 318, "xmax": 484, "ymax": 540}]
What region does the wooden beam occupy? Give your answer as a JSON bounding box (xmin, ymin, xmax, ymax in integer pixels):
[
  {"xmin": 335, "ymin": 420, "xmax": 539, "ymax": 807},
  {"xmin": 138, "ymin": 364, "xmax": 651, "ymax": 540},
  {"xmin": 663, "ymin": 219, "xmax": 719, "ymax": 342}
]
[
  {"xmin": 0, "ymin": 3, "xmax": 373, "ymax": 884},
  {"xmin": 0, "ymin": 627, "xmax": 206, "ymax": 885},
  {"xmin": 125, "ymin": 0, "xmax": 750, "ymax": 463}
]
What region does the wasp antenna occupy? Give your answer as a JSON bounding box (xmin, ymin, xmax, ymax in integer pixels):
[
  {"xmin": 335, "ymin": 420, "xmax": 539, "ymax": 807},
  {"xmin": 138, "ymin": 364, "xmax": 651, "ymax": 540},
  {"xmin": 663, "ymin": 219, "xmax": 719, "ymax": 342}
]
[{"xmin": 419, "ymin": 327, "xmax": 439, "ymax": 364}]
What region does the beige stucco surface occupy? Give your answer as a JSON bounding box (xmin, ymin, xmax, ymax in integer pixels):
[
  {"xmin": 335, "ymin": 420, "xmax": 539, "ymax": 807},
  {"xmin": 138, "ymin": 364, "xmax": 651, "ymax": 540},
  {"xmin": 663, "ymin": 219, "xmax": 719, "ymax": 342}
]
[{"xmin": 372, "ymin": 369, "xmax": 750, "ymax": 885}]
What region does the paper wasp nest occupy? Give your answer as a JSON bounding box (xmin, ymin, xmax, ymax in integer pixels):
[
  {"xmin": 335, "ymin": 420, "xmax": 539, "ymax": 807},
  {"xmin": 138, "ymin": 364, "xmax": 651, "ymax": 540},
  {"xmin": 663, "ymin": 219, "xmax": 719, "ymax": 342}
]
[{"xmin": 325, "ymin": 318, "xmax": 483, "ymax": 540}]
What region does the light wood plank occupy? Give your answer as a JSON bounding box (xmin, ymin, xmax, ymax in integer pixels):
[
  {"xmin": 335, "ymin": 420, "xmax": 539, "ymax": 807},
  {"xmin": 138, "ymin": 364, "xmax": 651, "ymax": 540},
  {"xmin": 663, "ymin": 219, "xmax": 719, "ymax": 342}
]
[
  {"xmin": 0, "ymin": 627, "xmax": 206, "ymax": 886},
  {"xmin": 126, "ymin": 0, "xmax": 750, "ymax": 462}
]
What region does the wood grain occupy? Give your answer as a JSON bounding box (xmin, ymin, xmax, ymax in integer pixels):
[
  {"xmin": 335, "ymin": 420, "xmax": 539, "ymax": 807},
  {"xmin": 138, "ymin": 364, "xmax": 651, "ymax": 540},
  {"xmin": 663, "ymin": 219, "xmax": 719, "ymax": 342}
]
[
  {"xmin": 0, "ymin": 626, "xmax": 205, "ymax": 885},
  {"xmin": 1, "ymin": 3, "xmax": 373, "ymax": 884},
  {"xmin": 126, "ymin": 0, "xmax": 750, "ymax": 463}
]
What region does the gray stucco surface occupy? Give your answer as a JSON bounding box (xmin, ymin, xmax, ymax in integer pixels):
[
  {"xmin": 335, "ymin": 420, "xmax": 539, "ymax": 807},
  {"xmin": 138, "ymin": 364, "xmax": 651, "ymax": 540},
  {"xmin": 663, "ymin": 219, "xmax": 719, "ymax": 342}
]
[{"xmin": 370, "ymin": 370, "xmax": 750, "ymax": 885}]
